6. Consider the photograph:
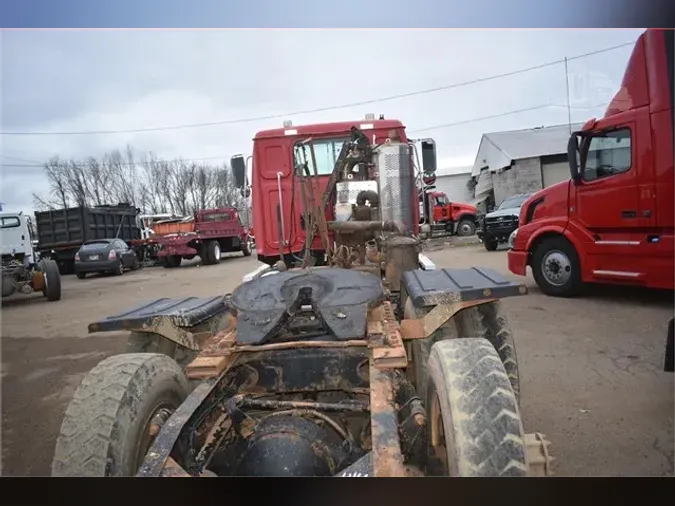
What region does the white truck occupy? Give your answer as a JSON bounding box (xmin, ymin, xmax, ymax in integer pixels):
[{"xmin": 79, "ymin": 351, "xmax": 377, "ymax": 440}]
[{"xmin": 1, "ymin": 211, "xmax": 62, "ymax": 302}]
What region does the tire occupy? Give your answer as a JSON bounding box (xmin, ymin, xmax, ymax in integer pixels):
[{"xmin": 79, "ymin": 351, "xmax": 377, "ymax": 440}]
[
  {"xmin": 483, "ymin": 239, "xmax": 499, "ymax": 251},
  {"xmin": 456, "ymin": 219, "xmax": 476, "ymax": 237},
  {"xmin": 40, "ymin": 259, "xmax": 62, "ymax": 301},
  {"xmin": 531, "ymin": 236, "xmax": 582, "ymax": 297},
  {"xmin": 410, "ymin": 301, "xmax": 520, "ymax": 405},
  {"xmin": 76, "ymin": 272, "xmax": 87, "ymax": 280},
  {"xmin": 112, "ymin": 260, "xmax": 124, "ymax": 276},
  {"xmin": 425, "ymin": 338, "xmax": 527, "ymax": 477},
  {"xmin": 453, "ymin": 301, "xmax": 520, "ymax": 403},
  {"xmin": 130, "ymin": 259, "xmax": 141, "ymax": 271},
  {"xmin": 51, "ymin": 353, "xmax": 190, "ymax": 477},
  {"xmin": 205, "ymin": 240, "xmax": 221, "ymax": 265},
  {"xmin": 162, "ymin": 256, "xmax": 181, "ymax": 269},
  {"xmin": 242, "ymin": 236, "xmax": 252, "ymax": 257},
  {"xmin": 126, "ymin": 332, "xmax": 198, "ymax": 370}
]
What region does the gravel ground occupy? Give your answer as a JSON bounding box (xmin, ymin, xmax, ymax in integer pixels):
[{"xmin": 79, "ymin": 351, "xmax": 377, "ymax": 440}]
[{"xmin": 1, "ymin": 243, "xmax": 672, "ymax": 476}]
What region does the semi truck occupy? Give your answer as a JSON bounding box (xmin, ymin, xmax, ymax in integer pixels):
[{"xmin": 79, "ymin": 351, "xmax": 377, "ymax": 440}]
[
  {"xmin": 508, "ymin": 28, "xmax": 674, "ymax": 297},
  {"xmin": 34, "ymin": 204, "xmax": 142, "ymax": 274},
  {"xmin": 419, "ymin": 188, "xmax": 478, "ymax": 237},
  {"xmin": 233, "ymin": 116, "xmax": 443, "ymax": 267}
]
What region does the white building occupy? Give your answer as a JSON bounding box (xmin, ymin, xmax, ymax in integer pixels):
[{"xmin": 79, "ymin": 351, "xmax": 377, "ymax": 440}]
[
  {"xmin": 470, "ymin": 122, "xmax": 584, "ymax": 210},
  {"xmin": 433, "ymin": 165, "xmax": 473, "ymax": 203}
]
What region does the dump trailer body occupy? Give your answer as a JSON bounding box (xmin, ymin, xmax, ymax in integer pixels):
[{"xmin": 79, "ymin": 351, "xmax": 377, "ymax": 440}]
[{"xmin": 35, "ymin": 204, "xmax": 141, "ymax": 273}]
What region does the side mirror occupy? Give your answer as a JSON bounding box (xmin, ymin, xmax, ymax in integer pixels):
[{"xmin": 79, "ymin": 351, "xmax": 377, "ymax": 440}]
[
  {"xmin": 230, "ymin": 155, "xmax": 247, "ymax": 189},
  {"xmin": 567, "ymin": 133, "xmax": 581, "ymax": 183},
  {"xmin": 420, "ymin": 138, "xmax": 437, "ymax": 175}
]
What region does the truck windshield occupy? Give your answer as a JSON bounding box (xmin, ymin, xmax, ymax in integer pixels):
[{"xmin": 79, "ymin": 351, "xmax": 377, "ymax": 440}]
[
  {"xmin": 435, "ymin": 195, "xmax": 448, "ymax": 206},
  {"xmin": 293, "ymin": 137, "xmax": 349, "ymax": 176},
  {"xmin": 498, "ymin": 195, "xmax": 529, "ymax": 210}
]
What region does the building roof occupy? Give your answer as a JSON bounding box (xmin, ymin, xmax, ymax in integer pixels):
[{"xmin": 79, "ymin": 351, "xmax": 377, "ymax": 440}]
[{"xmin": 471, "ymin": 122, "xmax": 584, "ymax": 176}]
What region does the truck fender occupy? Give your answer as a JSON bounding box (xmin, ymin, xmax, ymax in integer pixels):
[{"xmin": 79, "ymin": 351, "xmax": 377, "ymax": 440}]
[
  {"xmin": 455, "ymin": 213, "xmax": 476, "ymax": 222},
  {"xmin": 525, "ymin": 225, "xmax": 585, "ymax": 262}
]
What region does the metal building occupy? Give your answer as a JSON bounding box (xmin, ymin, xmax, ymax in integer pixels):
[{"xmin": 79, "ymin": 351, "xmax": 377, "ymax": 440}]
[
  {"xmin": 469, "ymin": 123, "xmax": 584, "ymax": 209},
  {"xmin": 433, "ymin": 165, "xmax": 473, "ymax": 203}
]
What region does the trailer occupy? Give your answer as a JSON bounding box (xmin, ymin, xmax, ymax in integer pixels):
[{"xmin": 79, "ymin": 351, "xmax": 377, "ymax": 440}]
[
  {"xmin": 35, "ymin": 204, "xmax": 141, "ymax": 274},
  {"xmin": 155, "ymin": 207, "xmax": 252, "ymax": 268}
]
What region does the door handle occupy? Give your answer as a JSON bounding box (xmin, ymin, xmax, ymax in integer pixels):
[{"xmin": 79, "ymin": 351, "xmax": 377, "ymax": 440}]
[{"xmin": 621, "ymin": 210, "xmax": 637, "ymax": 219}]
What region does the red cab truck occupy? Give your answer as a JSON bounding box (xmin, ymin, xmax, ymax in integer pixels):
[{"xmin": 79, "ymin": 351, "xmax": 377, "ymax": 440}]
[
  {"xmin": 419, "ymin": 189, "xmax": 478, "ymax": 236},
  {"xmin": 156, "ymin": 207, "xmax": 252, "ymax": 268},
  {"xmin": 508, "ymin": 29, "xmax": 673, "ymax": 296},
  {"xmin": 232, "ymin": 116, "xmax": 438, "ymax": 267}
]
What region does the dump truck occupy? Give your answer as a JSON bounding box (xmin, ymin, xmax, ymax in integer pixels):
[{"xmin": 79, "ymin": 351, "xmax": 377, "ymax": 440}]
[
  {"xmin": 35, "ymin": 203, "xmax": 142, "ymax": 274},
  {"xmin": 51, "ymin": 123, "xmax": 553, "ymax": 477}
]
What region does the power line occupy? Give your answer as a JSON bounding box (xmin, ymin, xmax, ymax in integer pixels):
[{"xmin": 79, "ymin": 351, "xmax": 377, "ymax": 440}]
[
  {"xmin": 0, "ymin": 40, "xmax": 635, "ymax": 137},
  {"xmin": 1, "ymin": 101, "xmax": 610, "ymax": 168}
]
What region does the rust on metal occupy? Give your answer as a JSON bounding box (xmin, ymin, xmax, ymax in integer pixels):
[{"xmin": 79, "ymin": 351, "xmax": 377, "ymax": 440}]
[
  {"xmin": 236, "ymin": 395, "xmax": 370, "ymax": 413},
  {"xmin": 31, "ymin": 271, "xmax": 45, "ymax": 291},
  {"xmin": 368, "ymin": 301, "xmax": 407, "ymax": 369},
  {"xmin": 234, "ymin": 340, "xmax": 368, "ymax": 353},
  {"xmin": 400, "ymin": 298, "xmax": 497, "ymax": 340},
  {"xmin": 369, "ymin": 362, "xmax": 407, "ymax": 477},
  {"xmin": 159, "ymin": 457, "xmax": 192, "ymax": 477}
]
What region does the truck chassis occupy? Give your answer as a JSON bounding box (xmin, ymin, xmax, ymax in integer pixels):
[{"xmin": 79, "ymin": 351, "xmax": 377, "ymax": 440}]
[{"xmin": 52, "ymin": 261, "xmax": 553, "ymax": 477}]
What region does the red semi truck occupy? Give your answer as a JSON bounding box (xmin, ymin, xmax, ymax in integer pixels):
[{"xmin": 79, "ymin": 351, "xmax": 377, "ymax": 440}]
[
  {"xmin": 232, "ymin": 117, "xmax": 441, "ymax": 266},
  {"xmin": 508, "ymin": 29, "xmax": 674, "ymax": 296},
  {"xmin": 156, "ymin": 207, "xmax": 252, "ymax": 268},
  {"xmin": 419, "ymin": 189, "xmax": 478, "ymax": 236}
]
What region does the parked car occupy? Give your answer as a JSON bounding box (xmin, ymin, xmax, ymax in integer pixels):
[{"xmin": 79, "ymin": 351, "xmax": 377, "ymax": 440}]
[
  {"xmin": 477, "ymin": 193, "xmax": 533, "ymax": 251},
  {"xmin": 74, "ymin": 238, "xmax": 140, "ymax": 279}
]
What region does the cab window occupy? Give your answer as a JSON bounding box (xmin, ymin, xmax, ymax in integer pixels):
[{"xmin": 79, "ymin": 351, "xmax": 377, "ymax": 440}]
[
  {"xmin": 582, "ymin": 128, "xmax": 631, "ymax": 182},
  {"xmin": 1, "ymin": 216, "xmax": 20, "ymax": 228},
  {"xmin": 435, "ymin": 195, "xmax": 447, "ymax": 206},
  {"xmin": 293, "ymin": 137, "xmax": 349, "ymax": 176}
]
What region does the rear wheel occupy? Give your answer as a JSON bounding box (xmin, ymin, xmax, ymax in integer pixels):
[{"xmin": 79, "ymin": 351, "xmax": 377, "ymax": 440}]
[
  {"xmin": 242, "ymin": 236, "xmax": 252, "ymax": 257},
  {"xmin": 51, "ymin": 353, "xmax": 190, "ymax": 477},
  {"xmin": 456, "ymin": 219, "xmax": 476, "ymax": 237},
  {"xmin": 40, "ymin": 259, "xmax": 62, "ymax": 301},
  {"xmin": 205, "ymin": 240, "xmax": 221, "ymax": 265},
  {"xmin": 410, "ymin": 300, "xmax": 520, "ymax": 405},
  {"xmin": 112, "ymin": 260, "xmax": 124, "ymax": 276},
  {"xmin": 483, "ymin": 239, "xmax": 499, "ymax": 251},
  {"xmin": 531, "ymin": 236, "xmax": 582, "ymax": 297},
  {"xmin": 425, "ymin": 338, "xmax": 527, "ymax": 477}
]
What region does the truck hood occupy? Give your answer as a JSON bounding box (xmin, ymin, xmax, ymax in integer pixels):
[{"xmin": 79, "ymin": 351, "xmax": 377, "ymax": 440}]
[
  {"xmin": 485, "ymin": 207, "xmax": 520, "ymax": 219},
  {"xmin": 519, "ymin": 180, "xmax": 571, "ymax": 223},
  {"xmin": 453, "ymin": 203, "xmax": 477, "ymax": 213}
]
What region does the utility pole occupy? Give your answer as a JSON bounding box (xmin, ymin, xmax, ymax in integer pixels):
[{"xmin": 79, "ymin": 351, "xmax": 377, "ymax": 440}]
[{"xmin": 564, "ymin": 56, "xmax": 573, "ymax": 135}]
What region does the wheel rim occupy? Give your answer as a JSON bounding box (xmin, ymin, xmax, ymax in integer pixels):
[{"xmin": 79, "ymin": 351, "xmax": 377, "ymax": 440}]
[
  {"xmin": 459, "ymin": 222, "xmax": 472, "ymax": 235},
  {"xmin": 541, "ymin": 249, "xmax": 572, "ymax": 286},
  {"xmin": 214, "ymin": 243, "xmax": 220, "ymax": 259},
  {"xmin": 428, "ymin": 392, "xmax": 450, "ymax": 475},
  {"xmin": 135, "ymin": 405, "xmax": 175, "ymax": 472},
  {"xmin": 118, "ymin": 262, "xmax": 124, "ymax": 274}
]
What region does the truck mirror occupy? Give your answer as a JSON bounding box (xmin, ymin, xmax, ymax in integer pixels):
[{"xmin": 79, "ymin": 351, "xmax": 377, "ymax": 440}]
[
  {"xmin": 420, "ymin": 139, "xmax": 437, "ymax": 175},
  {"xmin": 567, "ymin": 134, "xmax": 581, "ymax": 183},
  {"xmin": 231, "ymin": 155, "xmax": 247, "ymax": 189}
]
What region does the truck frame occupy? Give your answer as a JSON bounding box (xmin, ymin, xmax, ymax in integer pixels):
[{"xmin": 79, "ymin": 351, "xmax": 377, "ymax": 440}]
[
  {"xmin": 51, "ymin": 127, "xmax": 553, "ymax": 478},
  {"xmin": 155, "ymin": 207, "xmax": 252, "ymax": 268}
]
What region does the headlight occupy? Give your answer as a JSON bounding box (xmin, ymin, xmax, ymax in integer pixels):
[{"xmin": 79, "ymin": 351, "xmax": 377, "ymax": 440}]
[{"xmin": 508, "ymin": 228, "xmax": 518, "ymax": 249}]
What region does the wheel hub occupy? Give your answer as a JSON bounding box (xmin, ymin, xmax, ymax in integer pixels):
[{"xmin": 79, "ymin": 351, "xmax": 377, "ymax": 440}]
[{"xmin": 541, "ymin": 250, "xmax": 571, "ymax": 286}]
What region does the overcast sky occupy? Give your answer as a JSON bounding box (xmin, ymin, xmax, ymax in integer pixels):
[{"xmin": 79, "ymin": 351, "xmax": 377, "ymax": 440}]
[{"xmin": 0, "ymin": 28, "xmax": 643, "ymax": 213}]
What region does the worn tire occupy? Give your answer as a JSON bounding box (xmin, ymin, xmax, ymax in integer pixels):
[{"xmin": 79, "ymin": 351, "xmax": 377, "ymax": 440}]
[
  {"xmin": 425, "ymin": 338, "xmax": 527, "ymax": 477},
  {"xmin": 126, "ymin": 332, "xmax": 198, "ymax": 370},
  {"xmin": 242, "ymin": 236, "xmax": 252, "ymax": 257},
  {"xmin": 456, "ymin": 219, "xmax": 476, "ymax": 237},
  {"xmin": 410, "ymin": 301, "xmax": 520, "ymax": 405},
  {"xmin": 51, "ymin": 353, "xmax": 190, "ymax": 477},
  {"xmin": 112, "ymin": 260, "xmax": 124, "ymax": 276},
  {"xmin": 40, "ymin": 259, "xmax": 62, "ymax": 301},
  {"xmin": 483, "ymin": 240, "xmax": 499, "ymax": 251},
  {"xmin": 531, "ymin": 236, "xmax": 582, "ymax": 297},
  {"xmin": 453, "ymin": 301, "xmax": 520, "ymax": 403}
]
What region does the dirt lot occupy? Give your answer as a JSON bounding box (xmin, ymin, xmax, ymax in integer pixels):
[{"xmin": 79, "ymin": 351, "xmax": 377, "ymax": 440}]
[{"xmin": 1, "ymin": 243, "xmax": 673, "ymax": 476}]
